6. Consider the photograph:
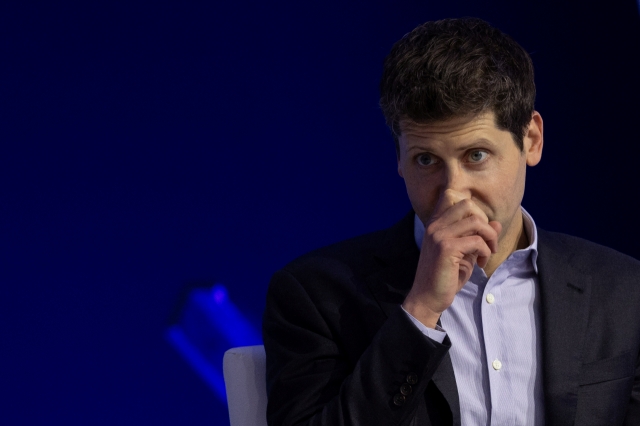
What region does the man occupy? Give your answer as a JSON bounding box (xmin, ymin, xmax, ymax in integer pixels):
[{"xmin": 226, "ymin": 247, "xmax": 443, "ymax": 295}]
[{"xmin": 262, "ymin": 18, "xmax": 640, "ymax": 425}]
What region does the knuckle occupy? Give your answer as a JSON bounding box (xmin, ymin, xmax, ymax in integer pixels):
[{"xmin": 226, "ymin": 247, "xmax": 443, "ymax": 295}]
[
  {"xmin": 460, "ymin": 199, "xmax": 473, "ymax": 208},
  {"xmin": 479, "ymin": 243, "xmax": 492, "ymax": 255},
  {"xmin": 425, "ymin": 222, "xmax": 439, "ymax": 236},
  {"xmin": 467, "ymin": 215, "xmax": 481, "ymax": 225},
  {"xmin": 473, "ymin": 235, "xmax": 487, "ymax": 246},
  {"xmin": 439, "ymin": 238, "xmax": 453, "ymax": 252}
]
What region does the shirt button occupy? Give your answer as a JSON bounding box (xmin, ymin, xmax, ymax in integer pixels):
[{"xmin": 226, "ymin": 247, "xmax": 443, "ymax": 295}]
[
  {"xmin": 486, "ymin": 293, "xmax": 495, "ymax": 304},
  {"xmin": 492, "ymin": 359, "xmax": 502, "ymax": 371}
]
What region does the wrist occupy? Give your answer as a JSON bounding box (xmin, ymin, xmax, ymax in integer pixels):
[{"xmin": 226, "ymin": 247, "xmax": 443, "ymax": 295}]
[{"xmin": 401, "ymin": 299, "xmax": 442, "ymax": 329}]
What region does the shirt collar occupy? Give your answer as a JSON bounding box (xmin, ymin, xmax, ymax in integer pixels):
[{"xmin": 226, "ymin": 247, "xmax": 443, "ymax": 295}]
[{"xmin": 413, "ymin": 206, "xmax": 539, "ymax": 274}]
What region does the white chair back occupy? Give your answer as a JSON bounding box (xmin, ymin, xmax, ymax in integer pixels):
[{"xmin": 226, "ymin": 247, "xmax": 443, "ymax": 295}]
[{"xmin": 223, "ymin": 345, "xmax": 268, "ymax": 426}]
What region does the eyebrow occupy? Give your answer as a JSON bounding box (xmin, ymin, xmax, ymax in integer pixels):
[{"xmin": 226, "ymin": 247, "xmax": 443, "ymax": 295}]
[
  {"xmin": 454, "ymin": 138, "xmax": 497, "ymax": 151},
  {"xmin": 407, "ymin": 138, "xmax": 496, "ymax": 154}
]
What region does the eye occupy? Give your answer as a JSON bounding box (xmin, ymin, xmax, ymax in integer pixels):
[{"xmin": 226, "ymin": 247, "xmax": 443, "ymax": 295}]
[
  {"xmin": 468, "ymin": 150, "xmax": 488, "ymax": 163},
  {"xmin": 417, "ymin": 153, "xmax": 438, "ymax": 166}
]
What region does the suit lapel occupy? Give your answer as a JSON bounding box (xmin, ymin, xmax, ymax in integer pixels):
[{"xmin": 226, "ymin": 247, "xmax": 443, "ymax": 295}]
[
  {"xmin": 360, "ymin": 211, "xmax": 418, "ymax": 318},
  {"xmin": 365, "ymin": 249, "xmax": 418, "ymax": 318},
  {"xmin": 360, "ymin": 212, "xmax": 461, "ymax": 422},
  {"xmin": 432, "ymin": 352, "xmax": 461, "ymax": 426},
  {"xmin": 537, "ymin": 229, "xmax": 592, "ymax": 426}
]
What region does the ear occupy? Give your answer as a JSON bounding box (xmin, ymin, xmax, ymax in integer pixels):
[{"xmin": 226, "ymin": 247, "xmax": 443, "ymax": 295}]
[
  {"xmin": 524, "ymin": 111, "xmax": 543, "ymax": 166},
  {"xmin": 395, "ymin": 137, "xmax": 405, "ymax": 178}
]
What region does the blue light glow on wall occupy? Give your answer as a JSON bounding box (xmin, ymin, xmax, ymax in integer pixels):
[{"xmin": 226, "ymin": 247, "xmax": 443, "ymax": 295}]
[{"xmin": 167, "ymin": 284, "xmax": 262, "ymax": 403}]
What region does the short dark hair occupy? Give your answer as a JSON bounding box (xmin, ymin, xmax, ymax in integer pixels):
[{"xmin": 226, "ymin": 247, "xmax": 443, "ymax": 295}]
[{"xmin": 379, "ymin": 18, "xmax": 535, "ymax": 151}]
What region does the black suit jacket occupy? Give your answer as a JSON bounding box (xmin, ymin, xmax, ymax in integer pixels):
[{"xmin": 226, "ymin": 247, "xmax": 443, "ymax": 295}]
[{"xmin": 263, "ymin": 212, "xmax": 640, "ymax": 425}]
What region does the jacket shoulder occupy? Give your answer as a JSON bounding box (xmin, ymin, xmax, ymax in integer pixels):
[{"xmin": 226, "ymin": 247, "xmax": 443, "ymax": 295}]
[
  {"xmin": 281, "ymin": 212, "xmax": 416, "ymax": 278},
  {"xmin": 538, "ymin": 228, "xmax": 640, "ymax": 277}
]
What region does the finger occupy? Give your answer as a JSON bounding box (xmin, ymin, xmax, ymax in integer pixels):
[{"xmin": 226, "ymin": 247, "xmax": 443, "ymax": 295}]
[
  {"xmin": 429, "ymin": 197, "xmax": 490, "ymax": 230},
  {"xmin": 441, "ymin": 234, "xmax": 493, "ymax": 263},
  {"xmin": 476, "ymin": 250, "xmax": 491, "ymax": 269},
  {"xmin": 487, "ymin": 220, "xmax": 502, "ymax": 251},
  {"xmin": 488, "ymin": 220, "xmax": 502, "ymax": 236},
  {"xmin": 440, "ymin": 188, "xmax": 467, "ymax": 210},
  {"xmin": 460, "ymin": 235, "xmax": 493, "ymax": 261},
  {"xmin": 431, "ymin": 189, "xmax": 468, "ymax": 219},
  {"xmin": 458, "ymin": 253, "xmax": 478, "ymax": 284},
  {"xmin": 435, "ymin": 217, "xmax": 499, "ymax": 253},
  {"xmin": 448, "ymin": 235, "xmax": 492, "ymax": 281}
]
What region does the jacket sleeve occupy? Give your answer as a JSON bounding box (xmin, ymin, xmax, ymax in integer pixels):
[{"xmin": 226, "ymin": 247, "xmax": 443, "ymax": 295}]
[
  {"xmin": 623, "ymin": 350, "xmax": 640, "ymax": 425},
  {"xmin": 262, "ymin": 268, "xmax": 451, "ymax": 426}
]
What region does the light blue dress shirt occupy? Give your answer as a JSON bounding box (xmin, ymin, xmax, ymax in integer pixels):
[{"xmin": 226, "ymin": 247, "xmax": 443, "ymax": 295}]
[{"xmin": 405, "ymin": 208, "xmax": 544, "ymax": 426}]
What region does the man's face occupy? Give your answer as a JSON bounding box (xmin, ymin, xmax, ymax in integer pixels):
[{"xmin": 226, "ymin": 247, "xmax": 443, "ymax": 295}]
[{"xmin": 397, "ymin": 111, "xmax": 543, "ymax": 245}]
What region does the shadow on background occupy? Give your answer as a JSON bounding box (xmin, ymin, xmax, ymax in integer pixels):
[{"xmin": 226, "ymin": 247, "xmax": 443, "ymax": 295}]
[{"xmin": 1, "ymin": 1, "xmax": 639, "ymax": 425}]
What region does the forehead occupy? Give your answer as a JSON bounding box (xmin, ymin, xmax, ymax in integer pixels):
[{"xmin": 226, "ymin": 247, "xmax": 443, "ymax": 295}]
[{"xmin": 399, "ymin": 112, "xmax": 500, "ymax": 140}]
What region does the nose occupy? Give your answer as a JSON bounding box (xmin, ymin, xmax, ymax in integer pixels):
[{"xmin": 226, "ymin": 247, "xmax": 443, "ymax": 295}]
[{"xmin": 441, "ymin": 163, "xmax": 472, "ymax": 199}]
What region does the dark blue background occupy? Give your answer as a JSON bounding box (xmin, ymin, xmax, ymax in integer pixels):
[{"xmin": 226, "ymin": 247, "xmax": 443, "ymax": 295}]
[{"xmin": 2, "ymin": 1, "xmax": 639, "ymax": 425}]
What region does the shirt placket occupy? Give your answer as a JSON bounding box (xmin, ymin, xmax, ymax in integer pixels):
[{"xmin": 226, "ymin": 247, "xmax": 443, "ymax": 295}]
[{"xmin": 482, "ymin": 267, "xmax": 512, "ymax": 426}]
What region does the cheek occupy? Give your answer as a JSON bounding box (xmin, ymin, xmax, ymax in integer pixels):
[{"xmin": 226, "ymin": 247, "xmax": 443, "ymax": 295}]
[
  {"xmin": 490, "ymin": 164, "xmax": 527, "ymax": 209},
  {"xmin": 459, "ymin": 164, "xmax": 525, "ymax": 220},
  {"xmin": 403, "ymin": 173, "xmax": 439, "ymax": 220}
]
